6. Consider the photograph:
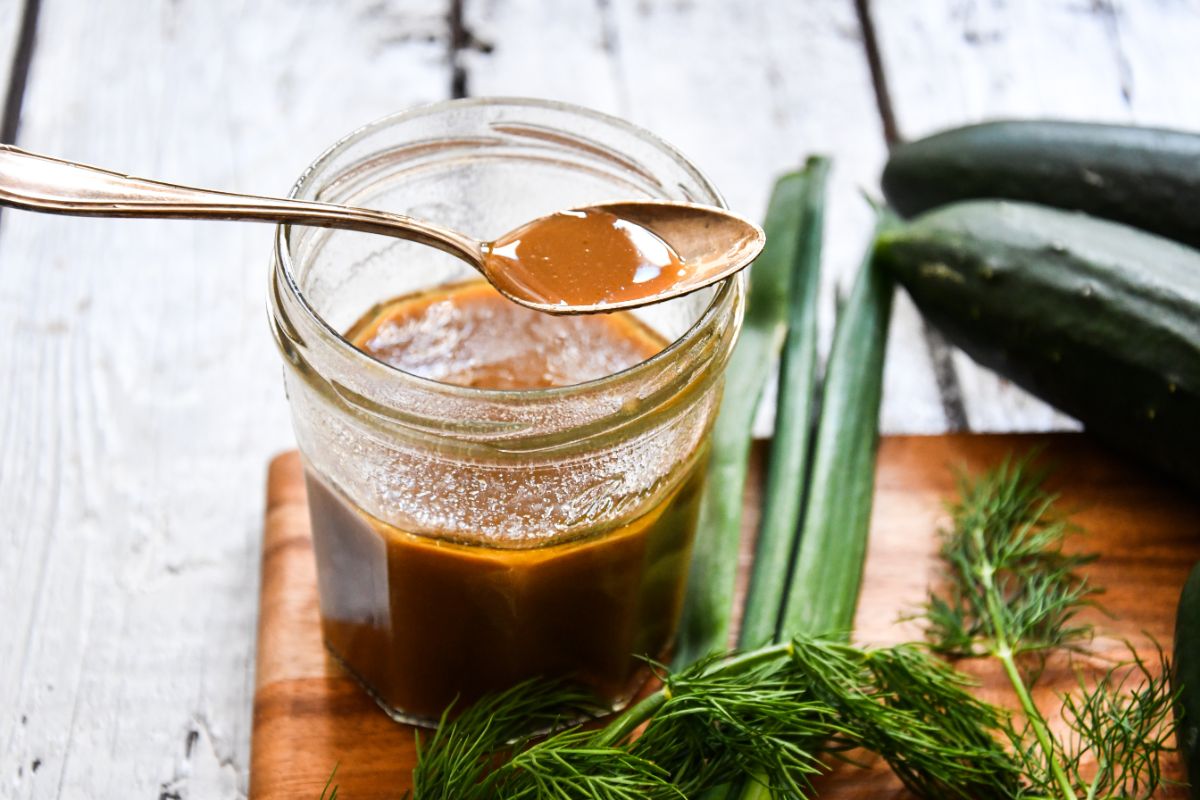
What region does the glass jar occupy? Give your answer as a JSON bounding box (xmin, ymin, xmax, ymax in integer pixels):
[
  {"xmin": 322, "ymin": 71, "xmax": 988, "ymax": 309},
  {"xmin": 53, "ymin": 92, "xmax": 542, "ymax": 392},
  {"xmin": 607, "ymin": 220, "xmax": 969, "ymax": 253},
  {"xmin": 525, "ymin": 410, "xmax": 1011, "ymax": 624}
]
[{"xmin": 269, "ymin": 98, "xmax": 745, "ymax": 726}]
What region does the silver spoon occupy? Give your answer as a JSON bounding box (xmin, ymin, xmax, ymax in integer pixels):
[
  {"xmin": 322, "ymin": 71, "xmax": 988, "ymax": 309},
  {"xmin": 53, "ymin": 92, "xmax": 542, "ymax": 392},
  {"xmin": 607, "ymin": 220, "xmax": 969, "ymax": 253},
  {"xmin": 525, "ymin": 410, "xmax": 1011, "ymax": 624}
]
[{"xmin": 0, "ymin": 145, "xmax": 764, "ymax": 315}]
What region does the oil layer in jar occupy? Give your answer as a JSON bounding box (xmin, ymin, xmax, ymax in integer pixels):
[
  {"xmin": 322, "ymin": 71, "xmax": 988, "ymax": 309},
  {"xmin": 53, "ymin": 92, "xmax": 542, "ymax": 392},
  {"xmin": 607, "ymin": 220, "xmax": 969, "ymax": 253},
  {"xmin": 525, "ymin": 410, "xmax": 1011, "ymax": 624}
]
[{"xmin": 307, "ymin": 280, "xmax": 705, "ymax": 721}]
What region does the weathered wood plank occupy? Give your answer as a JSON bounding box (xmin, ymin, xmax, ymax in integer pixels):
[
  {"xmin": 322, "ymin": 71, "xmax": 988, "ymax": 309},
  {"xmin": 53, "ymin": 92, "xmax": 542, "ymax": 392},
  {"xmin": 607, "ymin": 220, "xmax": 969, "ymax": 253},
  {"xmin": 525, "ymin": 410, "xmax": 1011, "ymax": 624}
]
[
  {"xmin": 464, "ymin": 0, "xmax": 951, "ymax": 434},
  {"xmin": 0, "ymin": 0, "xmax": 28, "ymax": 131},
  {"xmin": 872, "ymin": 0, "xmax": 1200, "ymax": 431},
  {"xmin": 0, "ymin": 1, "xmax": 452, "ymax": 797}
]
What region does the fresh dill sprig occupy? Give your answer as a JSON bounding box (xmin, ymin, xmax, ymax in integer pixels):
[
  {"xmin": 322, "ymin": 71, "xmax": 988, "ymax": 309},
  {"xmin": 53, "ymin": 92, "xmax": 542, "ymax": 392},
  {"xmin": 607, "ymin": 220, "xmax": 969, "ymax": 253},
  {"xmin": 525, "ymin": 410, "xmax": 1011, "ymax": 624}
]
[
  {"xmin": 785, "ymin": 635, "xmax": 1021, "ymax": 799},
  {"xmin": 490, "ymin": 728, "xmax": 680, "ymax": 800},
  {"xmin": 921, "ymin": 454, "xmax": 1178, "ymax": 800},
  {"xmin": 318, "ymin": 764, "xmax": 339, "ymax": 800},
  {"xmin": 1056, "ymin": 644, "xmax": 1179, "ymax": 799},
  {"xmin": 923, "ymin": 454, "xmax": 1099, "ymax": 663},
  {"xmin": 407, "ymin": 678, "xmax": 621, "ymax": 800},
  {"xmin": 629, "ymin": 645, "xmax": 839, "ymax": 796},
  {"xmin": 922, "ymin": 455, "xmax": 1094, "ymax": 798},
  {"xmin": 404, "ymin": 636, "xmax": 1017, "ymax": 799},
  {"xmin": 1001, "ymin": 647, "xmax": 1180, "ymax": 800}
]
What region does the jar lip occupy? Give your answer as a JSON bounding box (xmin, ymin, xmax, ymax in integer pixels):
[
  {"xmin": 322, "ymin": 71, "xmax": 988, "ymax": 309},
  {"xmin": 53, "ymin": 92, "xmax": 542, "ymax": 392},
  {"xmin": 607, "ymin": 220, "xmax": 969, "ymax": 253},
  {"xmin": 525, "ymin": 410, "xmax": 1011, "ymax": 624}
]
[{"xmin": 274, "ymin": 96, "xmax": 742, "ymax": 402}]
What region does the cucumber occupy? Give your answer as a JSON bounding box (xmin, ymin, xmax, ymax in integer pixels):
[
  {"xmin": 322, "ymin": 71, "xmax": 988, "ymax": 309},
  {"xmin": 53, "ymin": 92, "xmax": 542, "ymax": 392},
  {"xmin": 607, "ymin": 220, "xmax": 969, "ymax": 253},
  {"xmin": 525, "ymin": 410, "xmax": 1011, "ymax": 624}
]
[
  {"xmin": 874, "ymin": 200, "xmax": 1200, "ymax": 490},
  {"xmin": 882, "ymin": 121, "xmax": 1200, "ymax": 249},
  {"xmin": 1176, "ymin": 560, "xmax": 1200, "ymax": 798}
]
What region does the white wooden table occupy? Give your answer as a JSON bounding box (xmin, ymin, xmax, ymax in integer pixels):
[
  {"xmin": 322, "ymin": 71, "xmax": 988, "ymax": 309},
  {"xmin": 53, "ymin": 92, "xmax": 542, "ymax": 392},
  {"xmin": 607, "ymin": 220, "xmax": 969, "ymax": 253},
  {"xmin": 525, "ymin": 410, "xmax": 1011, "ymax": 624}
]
[{"xmin": 1, "ymin": 1, "xmax": 1197, "ymax": 796}]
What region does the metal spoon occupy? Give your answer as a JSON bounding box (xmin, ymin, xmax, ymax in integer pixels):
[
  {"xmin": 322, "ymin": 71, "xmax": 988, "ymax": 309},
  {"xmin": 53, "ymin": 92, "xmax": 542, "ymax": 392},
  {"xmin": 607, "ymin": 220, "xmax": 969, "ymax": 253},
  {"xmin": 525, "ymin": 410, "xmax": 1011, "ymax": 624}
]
[{"xmin": 0, "ymin": 144, "xmax": 764, "ymax": 315}]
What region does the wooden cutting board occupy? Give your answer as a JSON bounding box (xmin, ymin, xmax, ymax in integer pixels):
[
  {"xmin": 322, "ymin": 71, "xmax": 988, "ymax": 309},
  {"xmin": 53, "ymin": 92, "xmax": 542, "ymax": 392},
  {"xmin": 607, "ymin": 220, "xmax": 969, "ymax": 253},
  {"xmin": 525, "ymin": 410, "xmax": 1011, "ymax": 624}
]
[{"xmin": 250, "ymin": 434, "xmax": 1199, "ymax": 799}]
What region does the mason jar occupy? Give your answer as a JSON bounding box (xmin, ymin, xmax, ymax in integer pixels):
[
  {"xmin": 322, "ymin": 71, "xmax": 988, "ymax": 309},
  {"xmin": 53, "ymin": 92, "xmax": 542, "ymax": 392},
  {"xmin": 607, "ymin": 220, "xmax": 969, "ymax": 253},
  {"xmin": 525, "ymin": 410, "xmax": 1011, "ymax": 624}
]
[{"xmin": 268, "ymin": 98, "xmax": 745, "ymax": 726}]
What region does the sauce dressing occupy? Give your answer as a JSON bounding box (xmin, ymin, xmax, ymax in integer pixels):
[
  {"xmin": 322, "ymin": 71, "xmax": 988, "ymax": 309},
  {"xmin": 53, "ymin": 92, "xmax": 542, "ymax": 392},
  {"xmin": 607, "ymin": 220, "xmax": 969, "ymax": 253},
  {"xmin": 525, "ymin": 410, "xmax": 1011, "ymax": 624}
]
[
  {"xmin": 351, "ymin": 279, "xmax": 666, "ymax": 389},
  {"xmin": 484, "ymin": 208, "xmax": 690, "ymax": 308},
  {"xmin": 308, "ymin": 281, "xmax": 705, "ymax": 720}
]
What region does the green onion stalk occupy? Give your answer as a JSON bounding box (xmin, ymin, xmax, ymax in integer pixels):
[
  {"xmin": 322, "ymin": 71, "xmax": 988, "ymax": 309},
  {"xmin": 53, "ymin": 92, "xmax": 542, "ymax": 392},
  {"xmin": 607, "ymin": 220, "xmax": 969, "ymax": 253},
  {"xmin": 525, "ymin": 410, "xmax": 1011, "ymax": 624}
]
[{"xmin": 674, "ymin": 163, "xmax": 829, "ymax": 670}]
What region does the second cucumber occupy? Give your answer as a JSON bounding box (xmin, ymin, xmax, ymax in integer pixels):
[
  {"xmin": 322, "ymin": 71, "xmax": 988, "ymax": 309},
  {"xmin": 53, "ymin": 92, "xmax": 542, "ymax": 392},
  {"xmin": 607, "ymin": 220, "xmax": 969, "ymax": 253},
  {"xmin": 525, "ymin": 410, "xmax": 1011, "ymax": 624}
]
[
  {"xmin": 874, "ymin": 199, "xmax": 1200, "ymax": 490},
  {"xmin": 882, "ymin": 120, "xmax": 1200, "ymax": 249}
]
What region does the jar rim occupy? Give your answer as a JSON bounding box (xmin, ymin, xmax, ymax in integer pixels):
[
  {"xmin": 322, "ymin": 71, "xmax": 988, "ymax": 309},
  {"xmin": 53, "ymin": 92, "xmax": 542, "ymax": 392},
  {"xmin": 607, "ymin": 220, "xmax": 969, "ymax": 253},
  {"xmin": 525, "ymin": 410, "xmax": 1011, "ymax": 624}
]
[{"xmin": 273, "ymin": 96, "xmax": 743, "ymax": 405}]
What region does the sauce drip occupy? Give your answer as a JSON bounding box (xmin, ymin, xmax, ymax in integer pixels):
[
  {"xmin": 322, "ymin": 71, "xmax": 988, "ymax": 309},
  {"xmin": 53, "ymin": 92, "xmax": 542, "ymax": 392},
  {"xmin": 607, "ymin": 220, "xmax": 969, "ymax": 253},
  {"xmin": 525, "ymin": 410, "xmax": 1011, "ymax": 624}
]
[{"xmin": 484, "ymin": 208, "xmax": 689, "ymax": 308}]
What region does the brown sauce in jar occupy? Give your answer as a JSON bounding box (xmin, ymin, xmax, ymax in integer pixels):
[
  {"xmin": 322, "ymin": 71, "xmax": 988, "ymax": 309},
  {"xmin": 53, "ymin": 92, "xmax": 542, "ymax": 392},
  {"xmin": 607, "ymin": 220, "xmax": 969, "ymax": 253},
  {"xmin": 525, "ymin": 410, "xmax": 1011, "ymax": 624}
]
[{"xmin": 307, "ymin": 281, "xmax": 705, "ymax": 720}]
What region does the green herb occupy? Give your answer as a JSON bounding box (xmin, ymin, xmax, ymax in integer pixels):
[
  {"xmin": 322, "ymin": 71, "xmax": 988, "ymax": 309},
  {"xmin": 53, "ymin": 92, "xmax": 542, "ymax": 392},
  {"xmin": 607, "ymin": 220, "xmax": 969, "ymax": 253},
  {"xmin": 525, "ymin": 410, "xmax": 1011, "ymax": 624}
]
[
  {"xmin": 778, "ymin": 210, "xmax": 894, "ymax": 639},
  {"xmin": 319, "ymin": 765, "xmax": 339, "ymax": 800},
  {"xmin": 675, "ymin": 166, "xmax": 826, "ymax": 668},
  {"xmin": 922, "ymin": 456, "xmax": 1178, "ymax": 800},
  {"xmin": 1055, "ymin": 644, "xmax": 1178, "ymax": 799},
  {"xmin": 923, "ymin": 455, "xmax": 1098, "ymax": 663},
  {"xmin": 784, "ymin": 636, "xmax": 1020, "ymax": 798},
  {"xmin": 404, "ymin": 635, "xmax": 1015, "ymax": 800},
  {"xmin": 730, "ymin": 206, "xmax": 895, "ymax": 800},
  {"xmin": 408, "ymin": 681, "xmax": 620, "ymax": 800},
  {"xmin": 739, "ymin": 156, "xmax": 829, "ymax": 649}
]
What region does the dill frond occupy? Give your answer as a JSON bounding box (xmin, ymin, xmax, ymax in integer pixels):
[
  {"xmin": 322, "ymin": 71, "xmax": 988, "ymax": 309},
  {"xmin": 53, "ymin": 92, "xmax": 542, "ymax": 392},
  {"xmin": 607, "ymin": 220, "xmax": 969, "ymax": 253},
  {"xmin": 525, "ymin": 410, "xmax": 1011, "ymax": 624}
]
[
  {"xmin": 924, "ymin": 453, "xmax": 1099, "ymax": 665},
  {"xmin": 920, "ymin": 453, "xmax": 1178, "ymax": 800},
  {"xmin": 1058, "ymin": 644, "xmax": 1179, "ymax": 800}
]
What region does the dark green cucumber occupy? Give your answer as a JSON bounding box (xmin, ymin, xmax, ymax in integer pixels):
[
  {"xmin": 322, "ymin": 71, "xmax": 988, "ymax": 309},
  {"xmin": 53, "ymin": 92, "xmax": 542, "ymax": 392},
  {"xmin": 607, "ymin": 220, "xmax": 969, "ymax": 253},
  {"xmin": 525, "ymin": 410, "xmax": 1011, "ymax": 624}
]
[
  {"xmin": 874, "ymin": 199, "xmax": 1200, "ymax": 490},
  {"xmin": 882, "ymin": 120, "xmax": 1200, "ymax": 249},
  {"xmin": 1176, "ymin": 560, "xmax": 1200, "ymax": 799}
]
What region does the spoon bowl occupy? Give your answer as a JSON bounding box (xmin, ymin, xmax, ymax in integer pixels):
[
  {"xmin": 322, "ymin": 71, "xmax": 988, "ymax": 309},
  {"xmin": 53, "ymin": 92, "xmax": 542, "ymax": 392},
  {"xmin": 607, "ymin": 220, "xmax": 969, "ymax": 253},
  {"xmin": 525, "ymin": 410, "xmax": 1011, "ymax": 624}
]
[
  {"xmin": 482, "ymin": 201, "xmax": 764, "ymax": 314},
  {"xmin": 0, "ymin": 144, "xmax": 764, "ymax": 314}
]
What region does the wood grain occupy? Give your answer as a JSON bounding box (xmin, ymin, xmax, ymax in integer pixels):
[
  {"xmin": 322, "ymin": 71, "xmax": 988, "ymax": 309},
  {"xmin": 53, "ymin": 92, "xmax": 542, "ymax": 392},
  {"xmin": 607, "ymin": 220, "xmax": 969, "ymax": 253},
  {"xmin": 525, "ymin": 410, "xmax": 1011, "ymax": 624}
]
[
  {"xmin": 250, "ymin": 434, "xmax": 1199, "ymax": 799},
  {"xmin": 0, "ymin": 0, "xmax": 27, "ymax": 119}
]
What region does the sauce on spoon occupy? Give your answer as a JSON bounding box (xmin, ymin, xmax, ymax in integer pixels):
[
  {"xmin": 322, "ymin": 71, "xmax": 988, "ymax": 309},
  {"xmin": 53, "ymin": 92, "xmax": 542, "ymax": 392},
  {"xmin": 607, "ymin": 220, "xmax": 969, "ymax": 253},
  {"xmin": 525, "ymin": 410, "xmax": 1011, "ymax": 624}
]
[{"xmin": 484, "ymin": 208, "xmax": 690, "ymax": 308}]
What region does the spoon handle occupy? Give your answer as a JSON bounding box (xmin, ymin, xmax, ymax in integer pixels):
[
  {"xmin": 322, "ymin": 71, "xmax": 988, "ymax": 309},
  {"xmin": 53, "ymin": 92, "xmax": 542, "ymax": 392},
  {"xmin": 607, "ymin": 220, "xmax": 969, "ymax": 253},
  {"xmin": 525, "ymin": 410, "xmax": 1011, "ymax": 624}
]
[{"xmin": 0, "ymin": 144, "xmax": 482, "ymax": 263}]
